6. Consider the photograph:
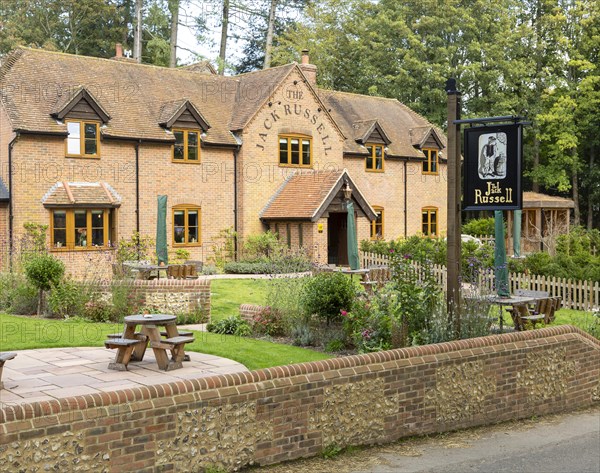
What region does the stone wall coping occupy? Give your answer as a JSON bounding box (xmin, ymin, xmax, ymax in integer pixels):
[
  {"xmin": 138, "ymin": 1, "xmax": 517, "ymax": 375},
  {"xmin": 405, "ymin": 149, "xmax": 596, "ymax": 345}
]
[
  {"xmin": 89, "ymin": 278, "xmax": 211, "ymax": 288},
  {"xmin": 1, "ymin": 325, "xmax": 597, "ymax": 424}
]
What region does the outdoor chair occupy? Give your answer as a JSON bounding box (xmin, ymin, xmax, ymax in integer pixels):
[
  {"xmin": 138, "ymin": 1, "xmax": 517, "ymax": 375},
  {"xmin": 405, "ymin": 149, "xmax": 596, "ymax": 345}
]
[{"xmin": 0, "ymin": 352, "xmax": 17, "ymax": 389}]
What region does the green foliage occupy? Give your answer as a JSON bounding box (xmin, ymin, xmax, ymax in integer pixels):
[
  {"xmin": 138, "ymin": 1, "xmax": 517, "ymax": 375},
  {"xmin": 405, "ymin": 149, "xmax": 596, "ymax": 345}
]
[
  {"xmin": 223, "ymin": 256, "xmax": 311, "ymax": 274},
  {"xmin": 321, "ymin": 443, "xmax": 344, "ymax": 459},
  {"xmin": 115, "ymin": 232, "xmax": 155, "ymax": 265},
  {"xmin": 300, "ymin": 272, "xmax": 355, "ymax": 325},
  {"xmin": 210, "ymin": 227, "xmax": 237, "ymax": 270},
  {"xmin": 206, "ymin": 315, "xmax": 251, "ymax": 336},
  {"xmin": 265, "ymin": 276, "xmax": 306, "ymax": 333},
  {"xmin": 251, "ymin": 306, "xmax": 285, "ymax": 337},
  {"xmin": 462, "ymin": 218, "xmax": 496, "ymax": 236},
  {"xmin": 21, "ymin": 222, "xmax": 48, "ymax": 254},
  {"xmin": 23, "ymin": 254, "xmax": 65, "ymax": 292},
  {"xmin": 48, "ymin": 279, "xmax": 91, "ymax": 319},
  {"xmin": 169, "ymin": 248, "xmax": 190, "ymax": 264},
  {"xmin": 290, "ymin": 322, "xmax": 316, "ymax": 346},
  {"xmin": 109, "ymin": 282, "xmax": 144, "ymax": 321},
  {"xmin": 342, "ymin": 296, "xmax": 391, "ymax": 353},
  {"xmin": 241, "ymin": 231, "xmax": 284, "ymax": 259},
  {"xmin": 201, "ymin": 265, "xmax": 218, "ymax": 275},
  {"xmin": 0, "ymin": 272, "xmax": 37, "ymax": 315}
]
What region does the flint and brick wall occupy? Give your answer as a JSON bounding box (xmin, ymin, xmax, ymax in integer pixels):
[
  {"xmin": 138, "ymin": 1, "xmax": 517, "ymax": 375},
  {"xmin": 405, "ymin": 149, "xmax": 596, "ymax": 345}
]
[
  {"xmin": 97, "ymin": 279, "xmax": 211, "ymax": 320},
  {"xmin": 1, "ymin": 325, "xmax": 598, "ymax": 472}
]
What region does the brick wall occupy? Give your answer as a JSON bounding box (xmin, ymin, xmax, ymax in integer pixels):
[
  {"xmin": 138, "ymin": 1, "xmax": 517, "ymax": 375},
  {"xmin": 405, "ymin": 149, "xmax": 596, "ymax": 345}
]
[
  {"xmin": 96, "ymin": 278, "xmax": 211, "ymax": 320},
  {"xmin": 1, "ymin": 326, "xmax": 598, "ymax": 472},
  {"xmin": 239, "ymin": 303, "xmax": 263, "ymax": 323}
]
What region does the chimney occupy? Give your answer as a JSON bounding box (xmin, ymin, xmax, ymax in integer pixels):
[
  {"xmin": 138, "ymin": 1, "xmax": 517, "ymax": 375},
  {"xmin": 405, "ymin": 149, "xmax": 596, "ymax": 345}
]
[
  {"xmin": 299, "ymin": 49, "xmax": 317, "ymax": 86},
  {"xmin": 115, "ymin": 43, "xmax": 123, "ymax": 59}
]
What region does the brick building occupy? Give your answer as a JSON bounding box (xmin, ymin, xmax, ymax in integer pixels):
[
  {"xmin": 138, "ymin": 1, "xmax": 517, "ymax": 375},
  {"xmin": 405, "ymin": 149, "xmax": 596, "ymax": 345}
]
[{"xmin": 0, "ymin": 47, "xmax": 447, "ymax": 275}]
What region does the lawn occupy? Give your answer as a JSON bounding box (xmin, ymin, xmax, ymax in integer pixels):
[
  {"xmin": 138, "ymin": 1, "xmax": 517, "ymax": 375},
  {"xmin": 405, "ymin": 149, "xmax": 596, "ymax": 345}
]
[
  {"xmin": 0, "ymin": 313, "xmax": 330, "ymax": 371},
  {"xmin": 210, "ymin": 278, "xmax": 270, "ymax": 321}
]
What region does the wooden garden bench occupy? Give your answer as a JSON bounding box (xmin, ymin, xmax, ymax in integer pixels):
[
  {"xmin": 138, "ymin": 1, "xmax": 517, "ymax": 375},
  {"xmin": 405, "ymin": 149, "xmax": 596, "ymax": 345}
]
[
  {"xmin": 0, "ymin": 352, "xmax": 17, "ymax": 390},
  {"xmin": 104, "ymin": 337, "xmax": 147, "ymax": 371},
  {"xmin": 149, "ymin": 336, "xmax": 195, "ymax": 369}
]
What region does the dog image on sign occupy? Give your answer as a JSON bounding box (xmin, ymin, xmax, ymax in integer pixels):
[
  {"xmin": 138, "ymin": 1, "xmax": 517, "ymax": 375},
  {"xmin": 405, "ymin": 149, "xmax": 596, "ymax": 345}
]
[{"xmin": 478, "ymin": 132, "xmax": 507, "ymax": 179}]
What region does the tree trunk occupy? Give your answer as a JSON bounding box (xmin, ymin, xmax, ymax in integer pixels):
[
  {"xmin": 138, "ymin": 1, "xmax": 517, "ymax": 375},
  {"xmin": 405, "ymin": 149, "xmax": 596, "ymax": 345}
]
[
  {"xmin": 37, "ymin": 289, "xmax": 43, "ymax": 316},
  {"xmin": 218, "ymin": 0, "xmax": 229, "ymax": 75},
  {"xmin": 263, "ymin": 0, "xmax": 278, "ymax": 69},
  {"xmin": 169, "ymin": 0, "xmax": 179, "ymax": 68},
  {"xmin": 572, "ymin": 148, "xmax": 580, "ymax": 225},
  {"xmin": 134, "ymin": 0, "xmax": 143, "ymax": 63},
  {"xmin": 588, "ymin": 145, "xmax": 595, "ymax": 230}
]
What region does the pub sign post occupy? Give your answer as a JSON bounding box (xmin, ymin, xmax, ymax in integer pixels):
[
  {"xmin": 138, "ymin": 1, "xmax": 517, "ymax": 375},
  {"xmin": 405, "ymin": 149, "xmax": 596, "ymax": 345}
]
[{"xmin": 463, "ymin": 124, "xmax": 523, "ymax": 211}]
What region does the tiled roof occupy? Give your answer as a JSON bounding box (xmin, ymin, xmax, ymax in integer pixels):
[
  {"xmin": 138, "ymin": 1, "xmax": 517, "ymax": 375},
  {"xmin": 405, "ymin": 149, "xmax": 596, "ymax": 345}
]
[
  {"xmin": 42, "ymin": 182, "xmax": 121, "ymax": 207},
  {"xmin": 260, "ymin": 169, "xmax": 376, "ymax": 221},
  {"xmin": 0, "ymin": 48, "xmax": 238, "ymax": 145},
  {"xmin": 523, "ymin": 192, "xmax": 574, "ymax": 209},
  {"xmin": 0, "ymin": 177, "xmax": 8, "ymax": 201},
  {"xmin": 229, "ymin": 64, "xmax": 296, "ymax": 130},
  {"xmin": 319, "ymin": 89, "xmax": 447, "ymax": 159},
  {"xmin": 0, "ymin": 48, "xmax": 446, "ymax": 155}
]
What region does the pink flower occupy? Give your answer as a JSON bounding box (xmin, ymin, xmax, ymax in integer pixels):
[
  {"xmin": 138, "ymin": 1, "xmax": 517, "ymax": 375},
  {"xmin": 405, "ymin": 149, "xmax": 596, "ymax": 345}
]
[{"xmin": 340, "ymin": 310, "xmax": 348, "ymax": 317}]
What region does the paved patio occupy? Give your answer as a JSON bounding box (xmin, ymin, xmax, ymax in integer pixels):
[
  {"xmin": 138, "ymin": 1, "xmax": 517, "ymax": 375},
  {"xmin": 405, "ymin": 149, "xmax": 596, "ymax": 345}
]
[{"xmin": 0, "ymin": 347, "xmax": 248, "ymax": 408}]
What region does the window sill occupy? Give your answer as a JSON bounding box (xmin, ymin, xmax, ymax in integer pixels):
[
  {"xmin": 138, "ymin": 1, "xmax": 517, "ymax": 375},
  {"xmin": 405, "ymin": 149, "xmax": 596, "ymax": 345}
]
[
  {"xmin": 171, "ymin": 159, "xmax": 201, "ymax": 164},
  {"xmin": 172, "ymin": 243, "xmax": 202, "ymax": 247},
  {"xmin": 50, "ymin": 246, "xmax": 114, "ymax": 252},
  {"xmin": 366, "ymin": 169, "xmax": 385, "ymax": 173},
  {"xmin": 278, "ymin": 164, "xmax": 313, "ymax": 169},
  {"xmin": 422, "ymin": 172, "xmax": 439, "ymax": 176},
  {"xmin": 65, "ymin": 155, "xmax": 101, "ymax": 160}
]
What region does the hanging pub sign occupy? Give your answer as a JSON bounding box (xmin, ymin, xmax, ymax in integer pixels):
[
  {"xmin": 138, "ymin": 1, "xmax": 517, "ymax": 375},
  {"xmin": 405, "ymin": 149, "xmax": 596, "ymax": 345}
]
[{"xmin": 463, "ymin": 124, "xmax": 523, "ymax": 211}]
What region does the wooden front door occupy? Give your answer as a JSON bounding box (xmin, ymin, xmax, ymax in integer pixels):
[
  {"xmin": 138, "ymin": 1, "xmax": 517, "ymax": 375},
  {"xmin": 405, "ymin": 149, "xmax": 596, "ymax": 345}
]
[{"xmin": 327, "ymin": 213, "xmax": 348, "ymax": 266}]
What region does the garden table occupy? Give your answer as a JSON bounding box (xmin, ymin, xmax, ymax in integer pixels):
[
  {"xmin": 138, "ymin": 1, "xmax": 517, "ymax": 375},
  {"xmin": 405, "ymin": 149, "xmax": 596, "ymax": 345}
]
[
  {"xmin": 474, "ymin": 294, "xmax": 550, "ymax": 332},
  {"xmin": 107, "ymin": 314, "xmax": 193, "ymax": 371}
]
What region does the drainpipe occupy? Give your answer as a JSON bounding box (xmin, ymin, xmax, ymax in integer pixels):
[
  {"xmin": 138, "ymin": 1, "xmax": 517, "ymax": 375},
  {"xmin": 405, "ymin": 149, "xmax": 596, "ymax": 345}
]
[
  {"xmin": 135, "ymin": 140, "xmax": 141, "ymax": 259},
  {"xmin": 403, "ymin": 160, "xmax": 408, "ymax": 238},
  {"xmin": 8, "ymin": 133, "xmax": 19, "ymax": 270},
  {"xmin": 233, "ymin": 145, "xmax": 240, "ymax": 260}
]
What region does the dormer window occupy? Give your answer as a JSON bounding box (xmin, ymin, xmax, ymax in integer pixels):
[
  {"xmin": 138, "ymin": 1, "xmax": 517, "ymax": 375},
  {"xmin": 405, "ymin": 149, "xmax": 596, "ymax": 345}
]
[
  {"xmin": 422, "ymin": 149, "xmax": 438, "ymax": 175},
  {"xmin": 365, "ymin": 144, "xmax": 384, "ymax": 172},
  {"xmin": 66, "ymin": 121, "xmax": 100, "ymax": 158},
  {"xmin": 173, "ymin": 129, "xmax": 200, "ymax": 162}
]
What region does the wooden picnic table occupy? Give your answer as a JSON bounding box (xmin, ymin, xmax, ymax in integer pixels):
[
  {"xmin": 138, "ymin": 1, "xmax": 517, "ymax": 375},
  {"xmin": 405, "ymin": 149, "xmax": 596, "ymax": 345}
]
[
  {"xmin": 105, "ymin": 314, "xmax": 194, "ymax": 371},
  {"xmin": 472, "ymin": 294, "xmax": 551, "ymax": 332}
]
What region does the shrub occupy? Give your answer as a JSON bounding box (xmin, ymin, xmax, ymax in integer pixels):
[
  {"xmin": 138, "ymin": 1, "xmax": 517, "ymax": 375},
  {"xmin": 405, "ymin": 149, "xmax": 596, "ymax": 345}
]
[
  {"xmin": 83, "ymin": 298, "xmax": 113, "ymax": 323},
  {"xmin": 0, "ymin": 273, "xmax": 38, "ymax": 315},
  {"xmin": 241, "ymin": 231, "xmax": 284, "ymax": 259},
  {"xmin": 265, "ymin": 276, "xmax": 305, "ymax": 331},
  {"xmin": 290, "ymin": 322, "xmax": 316, "ymax": 346},
  {"xmin": 223, "ymin": 256, "xmax": 311, "ymax": 274},
  {"xmin": 176, "ymin": 307, "xmax": 210, "ymax": 325},
  {"xmin": 251, "ymin": 306, "xmax": 285, "ymax": 336},
  {"xmin": 201, "ymin": 265, "xmax": 218, "ymax": 275},
  {"xmin": 110, "ymin": 281, "xmax": 144, "ymax": 322},
  {"xmin": 23, "ymin": 253, "xmax": 65, "ymax": 315},
  {"xmin": 115, "ymin": 232, "xmax": 155, "ymax": 265},
  {"xmin": 48, "ymin": 279, "xmax": 90, "ymax": 319},
  {"xmin": 300, "ymin": 272, "xmax": 355, "ymax": 325},
  {"xmin": 462, "ymin": 217, "xmax": 496, "ymax": 236},
  {"xmin": 206, "ymin": 315, "xmax": 251, "ymax": 336}
]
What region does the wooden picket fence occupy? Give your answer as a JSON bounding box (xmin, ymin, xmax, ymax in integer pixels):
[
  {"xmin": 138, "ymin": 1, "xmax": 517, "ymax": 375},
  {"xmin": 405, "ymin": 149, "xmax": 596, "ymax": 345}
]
[{"xmin": 360, "ymin": 251, "xmax": 600, "ymax": 311}]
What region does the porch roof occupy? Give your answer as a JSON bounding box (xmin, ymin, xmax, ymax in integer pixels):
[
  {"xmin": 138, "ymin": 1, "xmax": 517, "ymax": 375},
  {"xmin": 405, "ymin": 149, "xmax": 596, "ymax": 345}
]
[{"xmin": 260, "ymin": 169, "xmax": 377, "ymax": 222}]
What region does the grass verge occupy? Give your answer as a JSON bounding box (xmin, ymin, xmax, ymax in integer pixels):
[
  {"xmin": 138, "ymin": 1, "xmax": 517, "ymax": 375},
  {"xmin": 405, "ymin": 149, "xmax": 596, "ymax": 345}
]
[
  {"xmin": 0, "ymin": 313, "xmax": 330, "ymax": 371},
  {"xmin": 210, "ymin": 278, "xmax": 270, "ymax": 322}
]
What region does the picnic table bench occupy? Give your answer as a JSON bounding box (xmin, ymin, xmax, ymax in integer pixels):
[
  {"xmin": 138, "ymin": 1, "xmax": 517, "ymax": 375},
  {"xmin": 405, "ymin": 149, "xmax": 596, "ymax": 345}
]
[
  {"xmin": 104, "ymin": 315, "xmax": 194, "ymax": 371},
  {"xmin": 0, "ymin": 352, "xmax": 17, "ymax": 390}
]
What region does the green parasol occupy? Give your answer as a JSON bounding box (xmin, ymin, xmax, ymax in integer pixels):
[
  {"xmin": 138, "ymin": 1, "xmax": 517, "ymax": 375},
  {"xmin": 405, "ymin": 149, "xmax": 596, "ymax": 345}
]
[{"xmin": 346, "ymin": 201, "xmax": 360, "ymax": 270}]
